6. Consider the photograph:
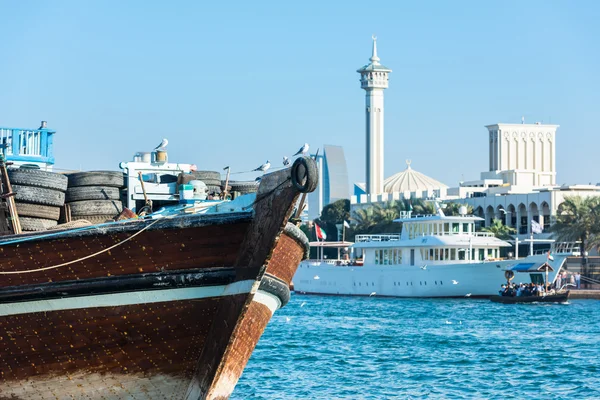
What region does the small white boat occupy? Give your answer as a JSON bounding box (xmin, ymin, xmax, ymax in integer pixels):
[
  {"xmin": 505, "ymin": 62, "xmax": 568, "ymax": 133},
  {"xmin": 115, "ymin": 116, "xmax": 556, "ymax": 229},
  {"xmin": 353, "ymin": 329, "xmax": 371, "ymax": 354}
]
[{"xmin": 293, "ymin": 207, "xmax": 575, "ymax": 298}]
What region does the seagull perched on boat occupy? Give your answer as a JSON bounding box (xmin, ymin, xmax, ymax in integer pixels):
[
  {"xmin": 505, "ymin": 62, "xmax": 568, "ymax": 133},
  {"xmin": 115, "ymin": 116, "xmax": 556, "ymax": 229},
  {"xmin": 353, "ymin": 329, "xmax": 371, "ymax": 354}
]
[
  {"xmin": 293, "ymin": 143, "xmax": 309, "ymax": 156},
  {"xmin": 420, "ymin": 265, "xmax": 427, "ymax": 270},
  {"xmin": 452, "ymin": 280, "xmax": 459, "ymax": 285},
  {"xmin": 369, "ymin": 292, "xmax": 376, "ymax": 297},
  {"xmin": 154, "ymin": 138, "xmax": 168, "ymax": 151},
  {"xmin": 283, "ymin": 156, "xmax": 290, "ymax": 166},
  {"xmin": 252, "ymin": 160, "xmax": 271, "ymax": 172}
]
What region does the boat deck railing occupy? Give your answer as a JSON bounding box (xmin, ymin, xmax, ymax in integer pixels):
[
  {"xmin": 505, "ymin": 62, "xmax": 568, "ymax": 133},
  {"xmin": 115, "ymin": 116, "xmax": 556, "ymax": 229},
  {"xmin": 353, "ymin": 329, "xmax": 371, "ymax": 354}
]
[
  {"xmin": 0, "ymin": 123, "xmax": 55, "ymax": 165},
  {"xmin": 355, "ymin": 234, "xmax": 401, "ymax": 242}
]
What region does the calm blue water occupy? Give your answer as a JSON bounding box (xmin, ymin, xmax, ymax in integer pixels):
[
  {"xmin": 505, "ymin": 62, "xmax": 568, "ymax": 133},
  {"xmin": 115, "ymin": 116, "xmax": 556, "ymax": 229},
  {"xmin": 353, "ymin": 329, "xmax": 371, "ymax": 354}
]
[{"xmin": 233, "ymin": 295, "xmax": 600, "ymax": 399}]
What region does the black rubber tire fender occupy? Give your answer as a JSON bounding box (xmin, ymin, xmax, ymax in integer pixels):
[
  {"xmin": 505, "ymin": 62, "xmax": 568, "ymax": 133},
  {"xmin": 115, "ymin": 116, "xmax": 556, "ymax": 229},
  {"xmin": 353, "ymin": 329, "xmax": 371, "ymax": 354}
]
[
  {"xmin": 15, "ymin": 202, "xmax": 61, "ymax": 220},
  {"xmin": 20, "ymin": 217, "xmax": 58, "ymax": 231},
  {"xmin": 206, "ymin": 185, "xmax": 222, "ymax": 194},
  {"xmin": 66, "ymin": 186, "xmax": 121, "ymax": 202},
  {"xmin": 71, "ymin": 215, "xmax": 117, "ymax": 224},
  {"xmin": 191, "ymin": 171, "xmax": 221, "ymax": 181},
  {"xmin": 291, "ymin": 156, "xmax": 319, "ymax": 193},
  {"xmin": 68, "ymin": 200, "xmax": 123, "ymax": 216},
  {"xmin": 12, "ymin": 185, "xmax": 66, "ymax": 207},
  {"xmin": 67, "ymin": 171, "xmax": 125, "ymax": 188},
  {"xmin": 8, "ymin": 169, "xmax": 68, "ymax": 192}
]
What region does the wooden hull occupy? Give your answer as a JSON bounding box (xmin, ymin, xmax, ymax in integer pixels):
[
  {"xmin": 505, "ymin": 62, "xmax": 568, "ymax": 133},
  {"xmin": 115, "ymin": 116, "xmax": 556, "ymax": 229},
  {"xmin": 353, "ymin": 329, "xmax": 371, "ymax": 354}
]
[
  {"xmin": 490, "ymin": 291, "xmax": 570, "ymax": 304},
  {"xmin": 0, "ymin": 159, "xmax": 316, "ymax": 399}
]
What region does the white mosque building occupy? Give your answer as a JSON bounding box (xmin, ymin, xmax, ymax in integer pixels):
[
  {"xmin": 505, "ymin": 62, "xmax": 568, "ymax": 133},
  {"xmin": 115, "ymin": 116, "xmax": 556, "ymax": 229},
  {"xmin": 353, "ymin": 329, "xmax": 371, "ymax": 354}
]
[{"xmin": 350, "ymin": 36, "xmax": 600, "ymax": 239}]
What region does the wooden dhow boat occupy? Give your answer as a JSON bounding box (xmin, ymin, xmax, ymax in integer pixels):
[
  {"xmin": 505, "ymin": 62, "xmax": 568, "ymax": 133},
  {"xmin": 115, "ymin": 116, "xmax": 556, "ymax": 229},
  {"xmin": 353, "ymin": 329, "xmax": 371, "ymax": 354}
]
[
  {"xmin": 0, "ymin": 156, "xmax": 317, "ymax": 399},
  {"xmin": 490, "ymin": 291, "xmax": 570, "ymax": 304}
]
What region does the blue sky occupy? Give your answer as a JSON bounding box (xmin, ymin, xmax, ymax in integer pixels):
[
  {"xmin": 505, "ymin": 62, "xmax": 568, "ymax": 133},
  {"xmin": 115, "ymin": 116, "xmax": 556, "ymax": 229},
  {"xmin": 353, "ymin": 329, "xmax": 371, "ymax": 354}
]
[{"xmin": 1, "ymin": 1, "xmax": 599, "ymax": 189}]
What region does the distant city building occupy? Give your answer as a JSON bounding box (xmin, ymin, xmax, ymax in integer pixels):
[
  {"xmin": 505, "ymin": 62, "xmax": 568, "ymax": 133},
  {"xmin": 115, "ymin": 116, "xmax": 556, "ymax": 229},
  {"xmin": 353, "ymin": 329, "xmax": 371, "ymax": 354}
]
[
  {"xmin": 357, "ymin": 36, "xmax": 391, "ymax": 196},
  {"xmin": 307, "ymin": 145, "xmax": 349, "ymax": 220},
  {"xmin": 0, "ymin": 121, "xmax": 55, "ymax": 170},
  {"xmin": 445, "ymin": 122, "xmax": 600, "ymax": 239}
]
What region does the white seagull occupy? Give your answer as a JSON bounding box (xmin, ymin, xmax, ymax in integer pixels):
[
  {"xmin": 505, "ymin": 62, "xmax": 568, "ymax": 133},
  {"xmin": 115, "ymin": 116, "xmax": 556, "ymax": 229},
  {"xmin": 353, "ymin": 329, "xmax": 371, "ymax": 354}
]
[
  {"xmin": 465, "ymin": 293, "xmax": 472, "ymax": 297},
  {"xmin": 283, "ymin": 156, "xmax": 290, "ymax": 166},
  {"xmin": 420, "ymin": 265, "xmax": 427, "ymax": 270},
  {"xmin": 313, "ymin": 275, "xmax": 320, "ymax": 280},
  {"xmin": 253, "ymin": 160, "xmax": 271, "ymax": 172},
  {"xmin": 285, "ymin": 317, "xmax": 291, "ymax": 323},
  {"xmin": 452, "ymin": 280, "xmax": 459, "ymax": 285},
  {"xmin": 369, "ymin": 292, "xmax": 376, "ymax": 297},
  {"xmin": 154, "ymin": 138, "xmax": 168, "ymax": 151},
  {"xmin": 293, "ymin": 143, "xmax": 309, "ymax": 156},
  {"xmin": 300, "ymin": 302, "xmax": 307, "ymax": 308}
]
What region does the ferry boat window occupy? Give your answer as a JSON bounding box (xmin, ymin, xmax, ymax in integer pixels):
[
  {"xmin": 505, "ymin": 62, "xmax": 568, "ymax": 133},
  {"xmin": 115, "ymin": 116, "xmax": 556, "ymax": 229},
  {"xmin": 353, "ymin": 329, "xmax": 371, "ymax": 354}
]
[
  {"xmin": 463, "ymin": 223, "xmax": 469, "ymax": 234},
  {"xmin": 434, "ymin": 249, "xmax": 439, "ymax": 261},
  {"xmin": 439, "ymin": 249, "xmax": 444, "ymax": 261},
  {"xmin": 479, "ymin": 249, "xmax": 485, "ymax": 261},
  {"xmin": 429, "ymin": 249, "xmax": 433, "ymax": 260},
  {"xmin": 530, "ymin": 273, "xmax": 544, "ymax": 285},
  {"xmin": 433, "ymin": 224, "xmax": 438, "ymax": 235},
  {"xmin": 375, "ymin": 250, "xmax": 380, "ymax": 265},
  {"xmin": 452, "ymin": 223, "xmax": 460, "ymax": 233},
  {"xmin": 383, "ymin": 250, "xmax": 389, "ymax": 265},
  {"xmin": 444, "ymin": 223, "xmax": 449, "ymax": 234},
  {"xmin": 458, "ymin": 250, "xmax": 465, "ymax": 261},
  {"xmin": 444, "ymin": 248, "xmax": 449, "ymax": 260},
  {"xmin": 450, "ymin": 248, "xmax": 456, "ymax": 260}
]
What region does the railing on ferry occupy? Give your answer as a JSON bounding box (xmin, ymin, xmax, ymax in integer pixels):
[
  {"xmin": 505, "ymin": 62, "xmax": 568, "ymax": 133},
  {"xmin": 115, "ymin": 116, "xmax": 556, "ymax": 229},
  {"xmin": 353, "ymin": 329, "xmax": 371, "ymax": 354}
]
[
  {"xmin": 355, "ymin": 234, "xmax": 400, "ymax": 242},
  {"xmin": 0, "ymin": 122, "xmax": 55, "ymax": 165}
]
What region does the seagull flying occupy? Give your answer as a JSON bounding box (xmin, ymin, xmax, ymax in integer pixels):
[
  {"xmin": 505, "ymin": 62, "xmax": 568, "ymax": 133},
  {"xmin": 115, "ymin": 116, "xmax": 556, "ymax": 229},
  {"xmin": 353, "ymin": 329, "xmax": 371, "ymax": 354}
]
[
  {"xmin": 154, "ymin": 138, "xmax": 168, "ymax": 151},
  {"xmin": 283, "ymin": 156, "xmax": 290, "ymax": 166},
  {"xmin": 300, "ymin": 302, "xmax": 306, "ymax": 308},
  {"xmin": 420, "ymin": 265, "xmax": 427, "ymax": 270},
  {"xmin": 369, "ymin": 292, "xmax": 376, "ymax": 297},
  {"xmin": 452, "ymin": 280, "xmax": 459, "ymax": 285},
  {"xmin": 313, "ymin": 275, "xmax": 320, "ymax": 280},
  {"xmin": 293, "ymin": 143, "xmax": 309, "ymax": 156},
  {"xmin": 285, "ymin": 317, "xmax": 291, "ymax": 323},
  {"xmin": 253, "ymin": 160, "xmax": 271, "ymax": 172}
]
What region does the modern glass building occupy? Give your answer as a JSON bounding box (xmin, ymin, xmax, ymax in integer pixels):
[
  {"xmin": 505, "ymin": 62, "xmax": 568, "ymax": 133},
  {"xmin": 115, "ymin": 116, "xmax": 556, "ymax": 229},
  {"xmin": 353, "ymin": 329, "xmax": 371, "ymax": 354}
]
[{"xmin": 307, "ymin": 145, "xmax": 349, "ymax": 220}]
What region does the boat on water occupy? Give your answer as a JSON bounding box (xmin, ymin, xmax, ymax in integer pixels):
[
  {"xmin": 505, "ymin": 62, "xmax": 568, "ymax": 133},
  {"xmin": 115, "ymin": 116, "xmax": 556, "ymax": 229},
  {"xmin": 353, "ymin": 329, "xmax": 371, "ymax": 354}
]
[
  {"xmin": 490, "ymin": 291, "xmax": 570, "ymax": 304},
  {"xmin": 0, "ymin": 156, "xmax": 317, "ymax": 399},
  {"xmin": 294, "ymin": 207, "xmax": 575, "ymax": 298}
]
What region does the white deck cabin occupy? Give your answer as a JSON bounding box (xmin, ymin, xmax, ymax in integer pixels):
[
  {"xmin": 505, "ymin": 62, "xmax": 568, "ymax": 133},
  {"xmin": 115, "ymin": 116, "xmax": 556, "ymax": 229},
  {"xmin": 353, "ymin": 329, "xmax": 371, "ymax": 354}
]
[{"xmin": 353, "ymin": 210, "xmax": 512, "ymax": 267}]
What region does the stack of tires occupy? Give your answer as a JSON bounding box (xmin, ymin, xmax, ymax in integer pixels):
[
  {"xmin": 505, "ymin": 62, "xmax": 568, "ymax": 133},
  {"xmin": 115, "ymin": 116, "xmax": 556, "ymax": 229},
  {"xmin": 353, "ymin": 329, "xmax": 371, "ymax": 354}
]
[
  {"xmin": 65, "ymin": 171, "xmax": 125, "ymax": 224},
  {"xmin": 9, "ymin": 168, "xmax": 68, "ymax": 231},
  {"xmin": 224, "ymin": 180, "xmax": 259, "ymax": 197},
  {"xmin": 190, "ymin": 171, "xmax": 221, "ymax": 196}
]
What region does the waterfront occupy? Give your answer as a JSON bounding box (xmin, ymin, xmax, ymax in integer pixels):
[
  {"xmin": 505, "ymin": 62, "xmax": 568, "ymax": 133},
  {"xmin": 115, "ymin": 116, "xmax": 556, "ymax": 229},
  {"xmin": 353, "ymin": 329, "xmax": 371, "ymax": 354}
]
[{"xmin": 233, "ymin": 295, "xmax": 600, "ymax": 399}]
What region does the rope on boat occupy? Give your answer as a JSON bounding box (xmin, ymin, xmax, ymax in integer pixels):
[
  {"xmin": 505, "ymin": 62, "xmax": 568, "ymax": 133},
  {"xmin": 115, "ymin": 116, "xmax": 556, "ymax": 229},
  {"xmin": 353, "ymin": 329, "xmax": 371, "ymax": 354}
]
[{"xmin": 0, "ymin": 218, "xmax": 162, "ymax": 275}]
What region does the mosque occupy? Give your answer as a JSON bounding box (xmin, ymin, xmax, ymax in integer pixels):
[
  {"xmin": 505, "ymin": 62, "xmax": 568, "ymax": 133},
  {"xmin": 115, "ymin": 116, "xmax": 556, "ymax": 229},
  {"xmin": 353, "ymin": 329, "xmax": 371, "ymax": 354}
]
[{"xmin": 350, "ymin": 36, "xmax": 600, "ymax": 240}]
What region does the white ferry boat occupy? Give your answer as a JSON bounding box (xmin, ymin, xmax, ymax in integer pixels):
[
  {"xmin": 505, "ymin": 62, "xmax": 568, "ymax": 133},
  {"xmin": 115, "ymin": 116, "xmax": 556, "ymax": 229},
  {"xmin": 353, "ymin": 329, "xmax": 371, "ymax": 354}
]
[{"xmin": 294, "ymin": 208, "xmax": 574, "ymax": 298}]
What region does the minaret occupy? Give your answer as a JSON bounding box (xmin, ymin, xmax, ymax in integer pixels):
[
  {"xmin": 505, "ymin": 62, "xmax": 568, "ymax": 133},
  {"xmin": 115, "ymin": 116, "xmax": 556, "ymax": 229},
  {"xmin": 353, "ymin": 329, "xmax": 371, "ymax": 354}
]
[{"xmin": 357, "ymin": 35, "xmax": 391, "ymax": 195}]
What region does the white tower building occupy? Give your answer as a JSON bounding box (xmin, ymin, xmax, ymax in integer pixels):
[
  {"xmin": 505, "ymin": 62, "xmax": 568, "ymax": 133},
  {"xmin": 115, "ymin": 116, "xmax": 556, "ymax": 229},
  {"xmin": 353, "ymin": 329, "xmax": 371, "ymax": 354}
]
[
  {"xmin": 482, "ymin": 122, "xmax": 559, "ymax": 187},
  {"xmin": 357, "ymin": 36, "xmax": 391, "ymax": 195}
]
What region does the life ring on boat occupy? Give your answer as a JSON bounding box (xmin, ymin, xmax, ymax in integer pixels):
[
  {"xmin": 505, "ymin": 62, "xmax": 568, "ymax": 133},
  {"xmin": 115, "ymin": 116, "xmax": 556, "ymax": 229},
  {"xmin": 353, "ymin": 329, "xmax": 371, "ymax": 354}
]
[
  {"xmin": 291, "ymin": 156, "xmax": 319, "ymax": 193},
  {"xmin": 504, "ymin": 270, "xmax": 515, "ymax": 281}
]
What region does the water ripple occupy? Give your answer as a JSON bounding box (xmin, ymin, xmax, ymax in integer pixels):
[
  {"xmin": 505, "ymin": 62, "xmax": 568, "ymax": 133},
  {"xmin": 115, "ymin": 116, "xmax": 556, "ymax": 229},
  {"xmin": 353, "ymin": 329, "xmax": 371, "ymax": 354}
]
[{"xmin": 233, "ymin": 297, "xmax": 600, "ymax": 399}]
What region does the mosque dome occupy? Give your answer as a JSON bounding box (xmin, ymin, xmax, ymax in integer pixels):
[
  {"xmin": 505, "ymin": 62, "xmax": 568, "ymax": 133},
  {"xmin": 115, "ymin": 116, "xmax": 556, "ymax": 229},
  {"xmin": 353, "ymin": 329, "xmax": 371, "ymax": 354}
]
[{"xmin": 383, "ymin": 160, "xmax": 448, "ymax": 193}]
